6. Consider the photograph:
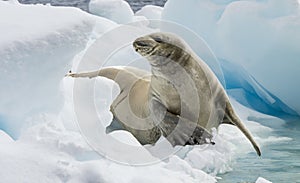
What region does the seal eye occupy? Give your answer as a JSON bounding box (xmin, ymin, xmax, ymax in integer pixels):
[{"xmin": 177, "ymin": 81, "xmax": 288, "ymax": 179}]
[{"xmin": 153, "ymin": 37, "xmax": 163, "ymax": 43}]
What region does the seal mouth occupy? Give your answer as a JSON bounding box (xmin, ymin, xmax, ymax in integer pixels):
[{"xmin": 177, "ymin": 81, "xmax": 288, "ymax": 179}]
[{"xmin": 133, "ymin": 39, "xmax": 157, "ymax": 56}]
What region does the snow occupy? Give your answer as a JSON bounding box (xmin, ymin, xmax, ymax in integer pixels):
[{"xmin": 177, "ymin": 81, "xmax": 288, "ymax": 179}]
[
  {"xmin": 0, "ymin": 1, "xmax": 292, "ymax": 183},
  {"xmin": 2, "ymin": 117, "xmax": 217, "ymax": 183},
  {"xmin": 0, "ymin": 116, "xmax": 218, "ymax": 183},
  {"xmin": 89, "ymin": 0, "xmax": 134, "ymax": 24},
  {"xmin": 162, "ymin": 0, "xmax": 300, "ymax": 116}
]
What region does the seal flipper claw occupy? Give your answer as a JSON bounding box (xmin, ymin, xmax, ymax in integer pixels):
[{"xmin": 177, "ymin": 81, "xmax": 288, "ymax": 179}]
[
  {"xmin": 151, "ymin": 99, "xmax": 213, "ymax": 146},
  {"xmin": 161, "ymin": 113, "xmax": 213, "ymax": 146}
]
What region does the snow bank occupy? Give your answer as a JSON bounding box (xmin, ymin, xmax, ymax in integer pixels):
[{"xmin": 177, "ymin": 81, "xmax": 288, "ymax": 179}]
[
  {"xmin": 0, "ymin": 1, "xmax": 116, "ymax": 138},
  {"xmin": 162, "ymin": 0, "xmax": 300, "ymax": 116},
  {"xmin": 89, "ymin": 0, "xmax": 134, "ymax": 24}
]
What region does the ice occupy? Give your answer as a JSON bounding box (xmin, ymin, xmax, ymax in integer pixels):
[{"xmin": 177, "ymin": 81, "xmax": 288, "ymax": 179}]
[
  {"xmin": 89, "ymin": 0, "xmax": 134, "ymax": 24},
  {"xmin": 256, "ymin": 177, "xmax": 272, "ymax": 183},
  {"xmin": 162, "ymin": 0, "xmax": 300, "ymax": 116},
  {"xmin": 135, "ymin": 5, "xmax": 163, "ymax": 20},
  {"xmin": 0, "ymin": 130, "xmax": 14, "ymax": 144},
  {"xmin": 220, "ymin": 59, "xmax": 298, "ymax": 117}
]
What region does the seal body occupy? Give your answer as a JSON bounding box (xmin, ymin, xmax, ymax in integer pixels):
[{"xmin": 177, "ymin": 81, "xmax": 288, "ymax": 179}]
[{"xmin": 66, "ymin": 32, "xmax": 261, "ymax": 156}]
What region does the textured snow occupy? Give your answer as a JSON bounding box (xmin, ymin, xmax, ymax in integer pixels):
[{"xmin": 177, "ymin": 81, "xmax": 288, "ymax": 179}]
[
  {"xmin": 0, "ymin": 116, "xmax": 218, "ymax": 183},
  {"xmin": 0, "ymin": 0, "xmax": 116, "ymax": 138},
  {"xmin": 162, "ymin": 0, "xmax": 300, "ymax": 116}
]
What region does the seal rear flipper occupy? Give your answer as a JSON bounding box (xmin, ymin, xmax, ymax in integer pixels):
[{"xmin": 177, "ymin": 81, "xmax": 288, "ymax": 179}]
[
  {"xmin": 225, "ymin": 101, "xmax": 262, "ymax": 156},
  {"xmin": 159, "ymin": 111, "xmax": 214, "ymax": 146},
  {"xmin": 105, "ymin": 117, "xmax": 124, "ymax": 134}
]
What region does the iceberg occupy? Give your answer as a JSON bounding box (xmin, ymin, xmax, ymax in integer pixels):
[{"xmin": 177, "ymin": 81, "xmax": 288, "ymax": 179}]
[{"xmin": 162, "ymin": 0, "xmax": 300, "ymax": 117}]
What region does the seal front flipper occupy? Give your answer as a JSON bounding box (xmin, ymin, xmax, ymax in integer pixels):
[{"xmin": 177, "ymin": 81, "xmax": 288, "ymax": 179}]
[{"xmin": 65, "ymin": 70, "xmax": 100, "ymax": 78}]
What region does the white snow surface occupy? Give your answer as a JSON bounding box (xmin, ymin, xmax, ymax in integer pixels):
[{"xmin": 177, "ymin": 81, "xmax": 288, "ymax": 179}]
[
  {"xmin": 162, "ymin": 0, "xmax": 300, "ymax": 115},
  {"xmin": 0, "ymin": 1, "xmax": 283, "ymax": 183}
]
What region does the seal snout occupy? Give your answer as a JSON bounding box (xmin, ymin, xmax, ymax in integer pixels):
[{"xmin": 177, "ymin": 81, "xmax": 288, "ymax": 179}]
[
  {"xmin": 133, "ymin": 37, "xmax": 157, "ymax": 56},
  {"xmin": 133, "ymin": 38, "xmax": 153, "ymax": 49}
]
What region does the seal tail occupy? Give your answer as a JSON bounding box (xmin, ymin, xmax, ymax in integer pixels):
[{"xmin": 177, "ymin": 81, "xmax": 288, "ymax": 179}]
[{"xmin": 223, "ymin": 101, "xmax": 261, "ymax": 156}]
